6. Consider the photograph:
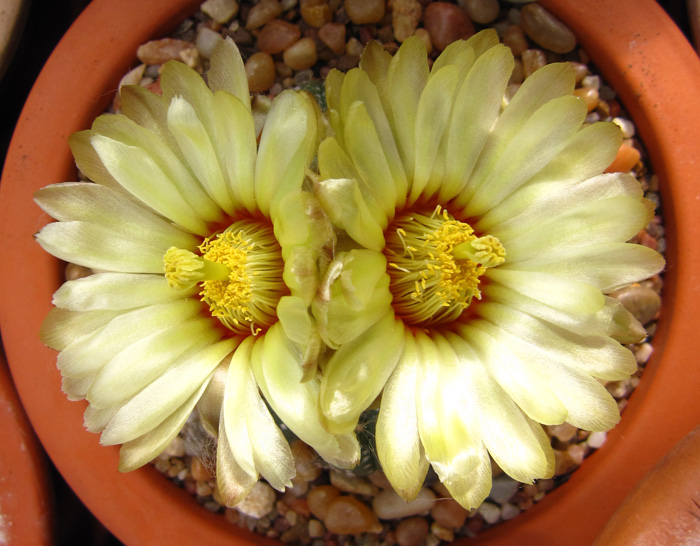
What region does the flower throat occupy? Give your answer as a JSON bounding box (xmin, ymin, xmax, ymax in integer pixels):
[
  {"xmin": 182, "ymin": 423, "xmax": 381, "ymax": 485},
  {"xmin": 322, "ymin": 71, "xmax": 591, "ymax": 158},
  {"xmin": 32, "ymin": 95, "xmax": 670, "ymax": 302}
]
[{"xmin": 384, "ymin": 206, "xmax": 506, "ymax": 328}]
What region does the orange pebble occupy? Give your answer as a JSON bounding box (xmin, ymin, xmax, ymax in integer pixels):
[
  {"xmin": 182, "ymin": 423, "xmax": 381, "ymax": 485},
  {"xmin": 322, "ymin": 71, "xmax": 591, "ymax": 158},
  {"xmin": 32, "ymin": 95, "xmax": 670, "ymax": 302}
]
[
  {"xmin": 324, "ymin": 496, "xmax": 381, "ymax": 535},
  {"xmin": 307, "ymin": 485, "xmax": 341, "ymax": 520},
  {"xmin": 605, "ymin": 143, "xmax": 641, "ymax": 173}
]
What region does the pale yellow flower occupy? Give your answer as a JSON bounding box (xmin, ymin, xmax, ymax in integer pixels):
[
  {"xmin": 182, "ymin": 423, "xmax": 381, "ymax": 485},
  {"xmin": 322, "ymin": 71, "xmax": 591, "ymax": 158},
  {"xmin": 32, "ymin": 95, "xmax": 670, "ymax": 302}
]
[
  {"xmin": 312, "ymin": 31, "xmax": 664, "ymax": 508},
  {"xmin": 35, "ymin": 38, "xmax": 359, "ymax": 505}
]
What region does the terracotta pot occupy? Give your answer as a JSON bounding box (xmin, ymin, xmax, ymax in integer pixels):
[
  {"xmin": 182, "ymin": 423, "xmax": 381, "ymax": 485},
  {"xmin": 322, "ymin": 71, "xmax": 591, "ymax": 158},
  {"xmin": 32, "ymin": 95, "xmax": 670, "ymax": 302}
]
[
  {"xmin": 1, "ymin": 1, "xmax": 699, "ymax": 544},
  {"xmin": 0, "ymin": 348, "xmax": 53, "ymax": 545}
]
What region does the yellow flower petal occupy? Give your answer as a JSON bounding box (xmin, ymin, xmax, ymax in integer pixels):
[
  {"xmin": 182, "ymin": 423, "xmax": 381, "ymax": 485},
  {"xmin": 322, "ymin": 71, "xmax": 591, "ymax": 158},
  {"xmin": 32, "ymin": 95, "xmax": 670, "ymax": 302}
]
[{"xmin": 207, "ymin": 37, "xmax": 251, "ymax": 110}]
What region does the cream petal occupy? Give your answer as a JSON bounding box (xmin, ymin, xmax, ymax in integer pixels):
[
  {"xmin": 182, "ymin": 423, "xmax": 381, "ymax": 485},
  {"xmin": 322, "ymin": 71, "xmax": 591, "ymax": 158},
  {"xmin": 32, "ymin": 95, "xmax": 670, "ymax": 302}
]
[
  {"xmin": 277, "ymin": 295, "xmax": 314, "ymax": 345},
  {"xmin": 274, "ymin": 191, "xmax": 334, "ymax": 254},
  {"xmin": 462, "ymin": 322, "xmax": 568, "ymax": 425},
  {"xmin": 120, "ymin": 85, "xmax": 178, "ymax": 154},
  {"xmin": 34, "ymin": 182, "xmax": 199, "ymax": 251},
  {"xmin": 84, "ymin": 403, "xmax": 118, "ymax": 433},
  {"xmin": 461, "ymin": 95, "xmax": 587, "ymax": 217},
  {"xmin": 225, "ymin": 337, "xmax": 295, "ymax": 491},
  {"xmin": 207, "ymin": 37, "xmax": 251, "ymax": 109},
  {"xmin": 87, "ymin": 317, "xmax": 218, "ymax": 409},
  {"xmin": 118, "ymin": 378, "xmax": 211, "ymax": 472},
  {"xmin": 476, "ymin": 302, "xmax": 638, "ymax": 381},
  {"xmin": 212, "ymin": 90, "xmax": 257, "ymax": 213},
  {"xmin": 160, "ymin": 59, "xmax": 215, "ymax": 132},
  {"xmin": 511, "ymin": 242, "xmax": 665, "ymax": 292},
  {"xmin": 445, "ymin": 333, "xmax": 550, "ymax": 483},
  {"xmin": 314, "ymin": 178, "xmax": 386, "ymax": 251},
  {"xmin": 68, "ymin": 131, "xmax": 122, "ymax": 191},
  {"xmin": 90, "ymin": 134, "xmax": 208, "ymax": 235},
  {"xmin": 409, "ymin": 64, "xmax": 460, "ymax": 204},
  {"xmin": 358, "ymin": 41, "xmax": 393, "ymax": 122},
  {"xmin": 339, "ymin": 68, "xmax": 407, "ymax": 202},
  {"xmin": 57, "ymin": 299, "xmax": 202, "ymax": 378},
  {"xmin": 255, "ymin": 91, "xmax": 315, "ymax": 218},
  {"xmin": 40, "ymin": 308, "xmax": 124, "ymax": 351},
  {"xmin": 480, "ymin": 171, "xmax": 641, "ymax": 237},
  {"xmin": 502, "ymin": 196, "xmax": 652, "ymax": 263},
  {"xmin": 486, "ymin": 268, "xmax": 605, "ymax": 314},
  {"xmin": 251, "ymin": 323, "xmax": 360, "ymax": 469},
  {"xmin": 324, "ymin": 68, "xmax": 345, "ymax": 141},
  {"xmin": 91, "ymin": 113, "xmax": 222, "ymax": 222},
  {"xmin": 63, "ymin": 375, "xmax": 94, "ymax": 402},
  {"xmin": 320, "ymin": 309, "xmax": 404, "ymax": 434},
  {"xmin": 483, "ymin": 284, "xmax": 646, "ymax": 344},
  {"xmin": 431, "ymin": 40, "xmax": 475, "ymax": 77},
  {"xmin": 313, "ymin": 250, "xmax": 393, "ymax": 347},
  {"xmin": 217, "ymin": 412, "xmax": 257, "ymax": 506},
  {"xmin": 439, "ymin": 44, "xmax": 513, "ymax": 202},
  {"xmin": 376, "ymin": 332, "xmax": 429, "ymax": 500},
  {"xmin": 386, "ymin": 37, "xmax": 430, "ymax": 179},
  {"xmin": 343, "ymin": 101, "xmax": 398, "ymax": 218},
  {"xmin": 36, "ymin": 221, "xmax": 169, "ymax": 274},
  {"xmin": 167, "ymin": 96, "xmax": 236, "ymax": 215},
  {"xmin": 101, "ymin": 338, "xmax": 238, "ymax": 445},
  {"xmin": 53, "ymin": 273, "xmax": 196, "ymax": 311}
]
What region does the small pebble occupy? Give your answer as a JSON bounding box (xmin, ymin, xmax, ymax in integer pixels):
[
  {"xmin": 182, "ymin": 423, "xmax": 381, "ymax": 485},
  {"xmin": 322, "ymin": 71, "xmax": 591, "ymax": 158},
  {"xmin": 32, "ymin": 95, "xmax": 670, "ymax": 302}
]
[
  {"xmin": 413, "ymin": 28, "xmax": 433, "ymax": 54},
  {"xmin": 489, "ymin": 475, "xmax": 520, "ymax": 504},
  {"xmin": 501, "ymin": 24, "xmax": 528, "ymax": 56},
  {"xmin": 500, "ymin": 503, "xmax": 521, "ymax": 521},
  {"xmin": 245, "ymin": 51, "xmax": 276, "ymax": 92},
  {"xmin": 196, "ymin": 27, "xmax": 224, "ymax": 58},
  {"xmin": 257, "ymin": 20, "xmax": 301, "ymax": 54},
  {"xmin": 520, "ymin": 3, "xmax": 576, "ymax": 54},
  {"xmin": 345, "ymin": 37, "xmax": 364, "ymax": 56},
  {"xmin": 521, "ymin": 49, "xmax": 546, "ymax": 77},
  {"xmin": 324, "ymin": 496, "xmax": 381, "ymax": 534},
  {"xmin": 65, "ymin": 263, "xmax": 92, "ymax": 281},
  {"xmin": 291, "ymin": 441, "xmax": 323, "ymax": 483},
  {"xmin": 569, "ymin": 61, "xmax": 588, "ymax": 83},
  {"xmin": 423, "ymin": 2, "xmax": 475, "ymax": 51},
  {"xmin": 477, "ymin": 502, "xmax": 501, "ymax": 524},
  {"xmin": 462, "ymin": 0, "xmax": 500, "ymax": 24},
  {"xmin": 344, "ymin": 0, "xmax": 385, "ymax": 24},
  {"xmin": 236, "ymin": 482, "xmax": 277, "ymax": 518},
  {"xmin": 587, "ymin": 431, "xmax": 608, "ymax": 449},
  {"xmin": 245, "ymin": 0, "xmax": 283, "ymax": 30},
  {"xmin": 300, "ymin": 0, "xmax": 332, "ymax": 28},
  {"xmin": 395, "ymin": 517, "xmax": 429, "ymax": 546},
  {"xmin": 613, "ymin": 116, "xmax": 636, "ymax": 138},
  {"xmin": 635, "ymin": 342, "xmax": 653, "ymax": 364},
  {"xmin": 307, "ymin": 485, "xmax": 341, "ymax": 520},
  {"xmin": 612, "ymin": 284, "xmax": 661, "ymax": 324},
  {"xmin": 373, "ymin": 488, "xmax": 436, "ymax": 520},
  {"xmin": 318, "ymin": 22, "xmax": 346, "ymax": 54},
  {"xmin": 430, "ymin": 498, "xmax": 468, "ymax": 529},
  {"xmin": 308, "ymin": 519, "xmax": 325, "ymax": 538},
  {"xmin": 330, "ymin": 470, "xmax": 379, "ymax": 496},
  {"xmin": 190, "ymin": 457, "xmax": 211, "ymax": 482},
  {"xmin": 546, "ymin": 422, "xmax": 578, "ymax": 443},
  {"xmin": 605, "ymin": 142, "xmax": 641, "ymax": 173},
  {"xmin": 201, "ymin": 0, "xmax": 239, "ymax": 23},
  {"xmin": 392, "ymin": 0, "xmax": 423, "ymax": 43},
  {"xmin": 137, "ymin": 38, "xmax": 192, "ymax": 64},
  {"xmin": 430, "ymin": 521, "xmax": 454, "ymax": 542},
  {"xmin": 283, "ymin": 37, "xmax": 318, "ymax": 71},
  {"xmin": 574, "ymin": 87, "xmax": 599, "ymax": 112}
]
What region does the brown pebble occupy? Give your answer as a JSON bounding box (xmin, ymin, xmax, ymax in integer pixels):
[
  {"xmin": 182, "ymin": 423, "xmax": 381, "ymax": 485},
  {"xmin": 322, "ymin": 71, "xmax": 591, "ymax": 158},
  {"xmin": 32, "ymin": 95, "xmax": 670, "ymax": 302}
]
[
  {"xmin": 462, "ymin": 0, "xmax": 500, "ymax": 24},
  {"xmin": 283, "ymin": 37, "xmax": 318, "ymax": 71},
  {"xmin": 245, "ymin": 51, "xmax": 276, "ymax": 92},
  {"xmin": 520, "ymin": 3, "xmax": 576, "ymax": 54},
  {"xmin": 257, "ymin": 20, "xmax": 301, "ymax": 54},
  {"xmin": 300, "ymin": 0, "xmax": 333, "ymax": 28},
  {"xmin": 324, "ymin": 496, "xmax": 381, "ymax": 535},
  {"xmin": 521, "ymin": 48, "xmax": 546, "ymax": 78},
  {"xmin": 136, "ymin": 38, "xmax": 192, "ymax": 65},
  {"xmin": 307, "ymin": 485, "xmax": 341, "ymax": 520},
  {"xmin": 245, "ymin": 0, "xmax": 282, "ymax": 30},
  {"xmin": 509, "ymin": 58, "xmax": 524, "ymax": 84},
  {"xmin": 190, "ymin": 457, "xmax": 212, "ymax": 482},
  {"xmin": 337, "ymin": 54, "xmax": 360, "ymax": 71},
  {"xmin": 291, "ymin": 441, "xmax": 322, "ymax": 483},
  {"xmin": 502, "ymin": 24, "xmax": 528, "ymax": 57},
  {"xmin": 392, "ymin": 0, "xmax": 422, "ymax": 43},
  {"xmin": 431, "ymin": 521, "xmax": 455, "ymax": 542},
  {"xmin": 546, "ymin": 422, "xmax": 578, "ymax": 443},
  {"xmin": 65, "ymin": 263, "xmax": 92, "ymax": 281},
  {"xmin": 319, "ymin": 22, "xmax": 346, "ymax": 54},
  {"xmin": 612, "ymin": 284, "xmax": 661, "ymax": 325},
  {"xmin": 395, "ymin": 517, "xmax": 429, "ymax": 546},
  {"xmin": 423, "ymin": 2, "xmax": 475, "ymax": 51},
  {"xmin": 345, "ymin": 37, "xmax": 364, "ymax": 56},
  {"xmin": 605, "ymin": 143, "xmax": 641, "ymax": 173},
  {"xmin": 431, "ymin": 498, "xmax": 469, "ymax": 529},
  {"xmin": 344, "ymin": 0, "xmax": 385, "ymax": 24},
  {"xmin": 574, "ymin": 86, "xmax": 599, "ymax": 112}
]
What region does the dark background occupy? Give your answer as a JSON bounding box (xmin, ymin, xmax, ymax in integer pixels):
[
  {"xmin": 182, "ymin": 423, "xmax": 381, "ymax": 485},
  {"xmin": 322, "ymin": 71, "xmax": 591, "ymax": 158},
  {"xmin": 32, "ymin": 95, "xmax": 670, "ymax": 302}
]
[{"xmin": 0, "ymin": 1, "xmax": 693, "ymax": 544}]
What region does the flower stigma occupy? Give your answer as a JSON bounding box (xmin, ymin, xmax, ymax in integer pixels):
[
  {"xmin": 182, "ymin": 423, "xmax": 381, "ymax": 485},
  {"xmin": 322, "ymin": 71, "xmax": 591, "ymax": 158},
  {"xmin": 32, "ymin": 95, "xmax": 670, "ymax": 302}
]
[
  {"xmin": 384, "ymin": 206, "xmax": 505, "ymax": 327},
  {"xmin": 164, "ymin": 219, "xmax": 288, "ymax": 335}
]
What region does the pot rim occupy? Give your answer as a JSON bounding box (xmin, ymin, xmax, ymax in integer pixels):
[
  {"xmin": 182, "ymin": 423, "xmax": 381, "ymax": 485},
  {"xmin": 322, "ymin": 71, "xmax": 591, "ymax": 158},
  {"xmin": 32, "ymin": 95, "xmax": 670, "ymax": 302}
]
[{"xmin": 1, "ymin": 1, "xmax": 699, "ymax": 544}]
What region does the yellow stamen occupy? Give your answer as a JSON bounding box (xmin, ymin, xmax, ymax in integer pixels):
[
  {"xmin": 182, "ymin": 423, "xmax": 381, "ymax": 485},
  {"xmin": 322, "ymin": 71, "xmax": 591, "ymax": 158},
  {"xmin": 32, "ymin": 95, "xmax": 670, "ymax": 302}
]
[
  {"xmin": 383, "ymin": 206, "xmax": 506, "ymax": 327},
  {"xmin": 163, "ymin": 219, "xmax": 287, "ymax": 335}
]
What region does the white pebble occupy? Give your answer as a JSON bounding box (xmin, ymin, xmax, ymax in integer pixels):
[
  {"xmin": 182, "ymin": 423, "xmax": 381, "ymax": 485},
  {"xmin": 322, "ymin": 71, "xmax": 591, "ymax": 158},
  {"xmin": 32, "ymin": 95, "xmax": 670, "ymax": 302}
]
[
  {"xmin": 581, "ymin": 74, "xmax": 601, "ymax": 90},
  {"xmin": 635, "ymin": 342, "xmax": 653, "ymax": 364},
  {"xmin": 500, "ymin": 503, "xmax": 521, "ymax": 520},
  {"xmin": 587, "ymin": 431, "xmax": 608, "ymax": 449},
  {"xmin": 201, "ymin": 0, "xmax": 239, "ymax": 23},
  {"xmin": 372, "ymin": 487, "xmax": 436, "ymax": 520},
  {"xmin": 477, "ymin": 502, "xmax": 501, "ymax": 524},
  {"xmin": 235, "ymin": 482, "xmax": 276, "ymax": 518},
  {"xmin": 196, "ymin": 27, "xmax": 224, "ymax": 58},
  {"xmin": 613, "ymin": 117, "xmax": 636, "ymax": 138},
  {"xmin": 488, "ymin": 475, "xmax": 520, "ymax": 504}
]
